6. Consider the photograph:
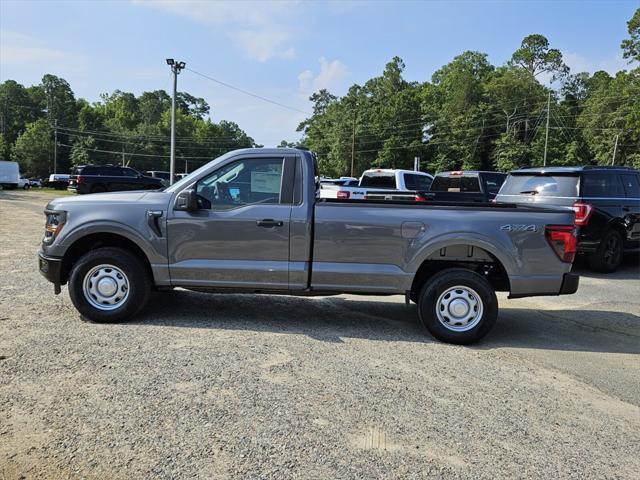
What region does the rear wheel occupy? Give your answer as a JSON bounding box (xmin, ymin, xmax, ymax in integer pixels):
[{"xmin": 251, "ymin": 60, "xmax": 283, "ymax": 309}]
[
  {"xmin": 68, "ymin": 247, "xmax": 151, "ymax": 323},
  {"xmin": 589, "ymin": 229, "xmax": 623, "ymax": 273},
  {"xmin": 417, "ymin": 269, "xmax": 498, "ymax": 345}
]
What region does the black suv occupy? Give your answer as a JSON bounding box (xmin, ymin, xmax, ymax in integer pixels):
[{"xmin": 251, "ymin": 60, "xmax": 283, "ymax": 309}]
[
  {"xmin": 68, "ymin": 165, "xmax": 164, "ymax": 194},
  {"xmin": 496, "ymin": 166, "xmax": 640, "ymax": 272}
]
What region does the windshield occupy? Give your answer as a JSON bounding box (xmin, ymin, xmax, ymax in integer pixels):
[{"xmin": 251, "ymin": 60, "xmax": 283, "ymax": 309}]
[
  {"xmin": 499, "ymin": 174, "xmax": 579, "ymax": 197},
  {"xmin": 163, "ymin": 154, "xmax": 230, "ymax": 193}
]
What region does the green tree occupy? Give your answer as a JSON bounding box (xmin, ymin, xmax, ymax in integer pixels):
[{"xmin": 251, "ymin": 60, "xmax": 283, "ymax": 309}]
[
  {"xmin": 11, "ymin": 119, "xmax": 53, "ymax": 177},
  {"xmin": 621, "ymin": 8, "xmax": 640, "ymax": 63},
  {"xmin": 0, "ymin": 80, "xmax": 43, "ymax": 146},
  {"xmin": 70, "ymin": 135, "xmax": 96, "ymax": 166},
  {"xmin": 509, "ymin": 34, "xmax": 569, "ymax": 80}
]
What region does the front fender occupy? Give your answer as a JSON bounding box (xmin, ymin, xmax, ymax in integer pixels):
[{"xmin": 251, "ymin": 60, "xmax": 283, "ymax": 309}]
[{"xmin": 53, "ymin": 220, "xmax": 166, "ymax": 265}]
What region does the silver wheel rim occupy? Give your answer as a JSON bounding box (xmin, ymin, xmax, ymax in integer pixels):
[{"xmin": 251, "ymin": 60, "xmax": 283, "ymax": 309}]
[
  {"xmin": 82, "ymin": 264, "xmax": 130, "ymax": 311},
  {"xmin": 436, "ymin": 285, "xmax": 484, "ymax": 332}
]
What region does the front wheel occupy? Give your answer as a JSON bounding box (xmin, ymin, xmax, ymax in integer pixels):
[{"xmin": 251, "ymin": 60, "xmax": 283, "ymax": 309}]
[
  {"xmin": 68, "ymin": 247, "xmax": 151, "ymax": 323},
  {"xmin": 417, "ymin": 269, "xmax": 498, "ymax": 345}
]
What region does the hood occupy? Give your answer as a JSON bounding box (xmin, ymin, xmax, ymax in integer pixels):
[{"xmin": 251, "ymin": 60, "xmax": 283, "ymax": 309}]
[{"xmin": 46, "ymin": 190, "xmax": 170, "ymax": 210}]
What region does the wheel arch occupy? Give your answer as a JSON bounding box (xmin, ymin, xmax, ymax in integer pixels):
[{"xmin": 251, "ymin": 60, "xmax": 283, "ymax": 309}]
[
  {"xmin": 410, "ymin": 243, "xmax": 511, "ymax": 300},
  {"xmin": 60, "ymin": 232, "xmax": 153, "ymax": 285}
]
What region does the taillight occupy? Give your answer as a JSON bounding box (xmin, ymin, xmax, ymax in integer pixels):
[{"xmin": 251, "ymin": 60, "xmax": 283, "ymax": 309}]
[
  {"xmin": 414, "ymin": 194, "xmax": 427, "ymax": 202},
  {"xmin": 572, "ymin": 202, "xmax": 593, "ymax": 226},
  {"xmin": 545, "ymin": 225, "xmax": 577, "ymax": 263},
  {"xmin": 337, "ymin": 190, "xmax": 350, "ymax": 200},
  {"xmin": 77, "ymin": 175, "xmax": 84, "ymax": 184},
  {"xmin": 490, "ymin": 198, "xmax": 497, "ymax": 203}
]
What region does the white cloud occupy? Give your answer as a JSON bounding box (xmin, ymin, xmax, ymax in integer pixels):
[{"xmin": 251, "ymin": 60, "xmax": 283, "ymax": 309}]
[
  {"xmin": 1, "ymin": 31, "xmax": 67, "ymax": 63},
  {"xmin": 233, "ymin": 30, "xmax": 296, "ymax": 62},
  {"xmin": 0, "ymin": 31, "xmax": 86, "ymax": 79},
  {"xmin": 133, "ymin": 0, "xmax": 298, "ymax": 62},
  {"xmin": 298, "ymin": 57, "xmax": 348, "ymax": 92},
  {"xmin": 563, "ymin": 51, "xmax": 629, "ymax": 76}
]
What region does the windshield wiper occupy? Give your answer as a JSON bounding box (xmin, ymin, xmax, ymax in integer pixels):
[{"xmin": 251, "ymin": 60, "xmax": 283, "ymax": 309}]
[{"xmin": 518, "ymin": 190, "xmax": 539, "ymax": 195}]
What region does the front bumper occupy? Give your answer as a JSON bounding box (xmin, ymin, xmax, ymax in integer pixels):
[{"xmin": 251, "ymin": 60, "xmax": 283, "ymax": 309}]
[{"xmin": 38, "ymin": 250, "xmax": 63, "ymax": 294}]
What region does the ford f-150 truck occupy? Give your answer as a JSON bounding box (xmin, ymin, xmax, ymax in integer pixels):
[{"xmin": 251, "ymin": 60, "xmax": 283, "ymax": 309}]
[{"xmin": 38, "ymin": 148, "xmax": 579, "ymax": 344}]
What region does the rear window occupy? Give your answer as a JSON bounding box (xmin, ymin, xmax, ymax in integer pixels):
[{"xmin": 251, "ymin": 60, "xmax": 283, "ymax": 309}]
[
  {"xmin": 403, "ymin": 173, "xmax": 432, "ymax": 191},
  {"xmin": 430, "ymin": 175, "xmax": 481, "ymax": 193},
  {"xmin": 581, "ymin": 173, "xmax": 625, "ymax": 198},
  {"xmin": 360, "ymin": 173, "xmax": 396, "ymax": 189},
  {"xmin": 499, "ymin": 174, "xmax": 579, "ymax": 197}
]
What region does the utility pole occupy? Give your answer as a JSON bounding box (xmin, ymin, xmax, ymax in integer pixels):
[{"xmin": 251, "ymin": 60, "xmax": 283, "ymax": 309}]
[
  {"xmin": 122, "ymin": 144, "xmax": 125, "ymax": 167},
  {"xmin": 53, "ymin": 119, "xmax": 58, "ymax": 174},
  {"xmin": 184, "ymin": 157, "xmax": 188, "ymax": 174},
  {"xmin": 611, "ymin": 133, "xmax": 619, "ymax": 166},
  {"xmin": 350, "ymin": 101, "xmax": 357, "ymax": 178},
  {"xmin": 543, "ymin": 91, "xmax": 551, "ymax": 167},
  {"xmin": 414, "ymin": 156, "xmax": 420, "ymax": 171},
  {"xmin": 166, "ymin": 58, "xmax": 186, "ymax": 185}
]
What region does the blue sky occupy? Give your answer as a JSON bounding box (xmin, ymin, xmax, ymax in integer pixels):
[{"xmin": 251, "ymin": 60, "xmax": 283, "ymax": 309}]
[{"xmin": 1, "ymin": 0, "xmax": 637, "ymax": 145}]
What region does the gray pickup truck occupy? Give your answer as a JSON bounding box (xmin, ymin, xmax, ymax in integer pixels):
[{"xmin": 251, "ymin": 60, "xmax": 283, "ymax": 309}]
[{"xmin": 38, "ymin": 148, "xmax": 579, "ymax": 344}]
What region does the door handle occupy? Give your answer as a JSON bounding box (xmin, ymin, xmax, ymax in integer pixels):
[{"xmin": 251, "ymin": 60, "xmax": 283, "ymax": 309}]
[{"xmin": 256, "ymin": 219, "xmax": 284, "ymax": 228}]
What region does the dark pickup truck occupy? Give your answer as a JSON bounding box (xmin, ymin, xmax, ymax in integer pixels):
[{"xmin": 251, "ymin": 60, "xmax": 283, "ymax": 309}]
[
  {"xmin": 39, "ymin": 148, "xmax": 579, "ymax": 344},
  {"xmin": 68, "ymin": 165, "xmax": 164, "ymax": 194},
  {"xmin": 426, "ymin": 171, "xmax": 507, "ymax": 202}
]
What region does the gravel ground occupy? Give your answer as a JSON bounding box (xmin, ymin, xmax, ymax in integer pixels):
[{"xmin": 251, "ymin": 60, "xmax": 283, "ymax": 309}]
[{"xmin": 1, "ymin": 190, "xmax": 639, "ymax": 479}]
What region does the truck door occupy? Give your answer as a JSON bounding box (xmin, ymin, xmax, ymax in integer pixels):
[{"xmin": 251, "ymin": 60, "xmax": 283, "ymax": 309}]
[{"xmin": 167, "ymin": 155, "xmax": 295, "ymax": 289}]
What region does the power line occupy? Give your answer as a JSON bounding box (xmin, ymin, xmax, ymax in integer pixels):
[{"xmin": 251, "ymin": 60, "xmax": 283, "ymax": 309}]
[{"xmin": 186, "ymin": 67, "xmax": 311, "ymax": 115}]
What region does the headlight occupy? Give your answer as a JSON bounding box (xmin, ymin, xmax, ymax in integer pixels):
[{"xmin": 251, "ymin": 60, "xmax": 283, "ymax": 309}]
[{"xmin": 44, "ymin": 210, "xmax": 66, "ymax": 244}]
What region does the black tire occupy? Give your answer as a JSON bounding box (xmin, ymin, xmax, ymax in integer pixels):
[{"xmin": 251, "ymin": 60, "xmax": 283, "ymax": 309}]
[
  {"xmin": 68, "ymin": 247, "xmax": 151, "ymax": 323},
  {"xmin": 417, "ymin": 268, "xmax": 498, "ymax": 345},
  {"xmin": 90, "ymin": 185, "xmax": 107, "ymax": 193},
  {"xmin": 589, "ymin": 229, "xmax": 623, "ymax": 273}
]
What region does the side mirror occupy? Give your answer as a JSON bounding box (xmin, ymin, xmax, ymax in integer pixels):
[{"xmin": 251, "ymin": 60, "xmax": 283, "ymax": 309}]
[{"xmin": 174, "ymin": 188, "xmax": 198, "ymax": 211}]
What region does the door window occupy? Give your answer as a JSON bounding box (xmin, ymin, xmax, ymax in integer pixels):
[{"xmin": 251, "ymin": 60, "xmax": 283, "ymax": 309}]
[
  {"xmin": 581, "ymin": 174, "xmax": 624, "ymax": 198},
  {"xmin": 620, "ymin": 174, "xmax": 640, "ymax": 198},
  {"xmin": 196, "ymin": 158, "xmax": 284, "ymax": 210},
  {"xmin": 120, "ymin": 168, "xmax": 139, "ymax": 177}
]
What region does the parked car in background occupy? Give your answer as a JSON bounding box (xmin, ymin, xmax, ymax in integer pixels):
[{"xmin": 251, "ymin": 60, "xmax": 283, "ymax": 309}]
[
  {"xmin": 496, "ymin": 166, "xmax": 640, "ymax": 272},
  {"xmin": 18, "ymin": 176, "xmax": 30, "ymax": 189},
  {"xmin": 0, "ymin": 161, "xmax": 21, "ymax": 189},
  {"xmin": 68, "ymin": 165, "xmax": 164, "ymax": 194},
  {"xmin": 320, "ymin": 169, "xmax": 433, "ymax": 199},
  {"xmin": 145, "ymin": 170, "xmax": 172, "ymax": 187},
  {"xmin": 47, "ymin": 174, "xmax": 71, "ymax": 190},
  {"xmin": 320, "ymin": 177, "xmax": 359, "ymax": 187},
  {"xmin": 29, "ymin": 178, "xmax": 43, "ymax": 188},
  {"xmin": 426, "ymin": 171, "xmax": 507, "ymax": 203}
]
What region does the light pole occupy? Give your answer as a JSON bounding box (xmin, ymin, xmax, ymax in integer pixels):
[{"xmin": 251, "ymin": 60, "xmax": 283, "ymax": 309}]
[{"xmin": 166, "ymin": 58, "xmax": 186, "ymax": 185}]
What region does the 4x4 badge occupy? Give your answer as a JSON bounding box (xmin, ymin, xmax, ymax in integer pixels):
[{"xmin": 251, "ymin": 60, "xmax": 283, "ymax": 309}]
[{"xmin": 501, "ymin": 224, "xmax": 537, "ymax": 232}]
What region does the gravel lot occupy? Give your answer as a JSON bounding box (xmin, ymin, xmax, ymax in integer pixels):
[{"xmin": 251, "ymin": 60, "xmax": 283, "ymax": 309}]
[{"xmin": 1, "ymin": 189, "xmax": 639, "ymax": 479}]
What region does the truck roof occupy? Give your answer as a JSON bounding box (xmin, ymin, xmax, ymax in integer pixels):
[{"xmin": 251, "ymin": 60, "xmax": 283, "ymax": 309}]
[{"xmin": 511, "ymin": 165, "xmax": 637, "ymax": 174}]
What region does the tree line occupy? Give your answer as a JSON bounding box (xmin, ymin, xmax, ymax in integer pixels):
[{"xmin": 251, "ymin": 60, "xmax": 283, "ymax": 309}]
[
  {"xmin": 297, "ymin": 9, "xmax": 640, "ymax": 177},
  {"xmin": 0, "ymin": 77, "xmax": 256, "ymax": 178},
  {"xmin": 1, "ymin": 9, "xmax": 638, "ymax": 179}
]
